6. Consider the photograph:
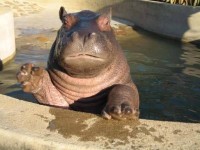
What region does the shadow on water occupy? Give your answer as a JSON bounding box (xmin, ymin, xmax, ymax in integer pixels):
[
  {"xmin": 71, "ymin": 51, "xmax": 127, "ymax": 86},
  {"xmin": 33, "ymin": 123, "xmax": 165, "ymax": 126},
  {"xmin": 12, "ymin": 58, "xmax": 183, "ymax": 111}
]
[{"xmin": 6, "ymin": 90, "xmax": 38, "ymax": 103}]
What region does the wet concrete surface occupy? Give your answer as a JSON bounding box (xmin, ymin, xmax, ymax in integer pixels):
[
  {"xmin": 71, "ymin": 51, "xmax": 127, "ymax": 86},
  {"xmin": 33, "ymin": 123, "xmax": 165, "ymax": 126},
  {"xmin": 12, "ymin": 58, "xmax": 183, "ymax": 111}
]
[
  {"xmin": 48, "ymin": 107, "xmax": 140, "ymax": 143},
  {"xmin": 0, "ymin": 94, "xmax": 200, "ymax": 150}
]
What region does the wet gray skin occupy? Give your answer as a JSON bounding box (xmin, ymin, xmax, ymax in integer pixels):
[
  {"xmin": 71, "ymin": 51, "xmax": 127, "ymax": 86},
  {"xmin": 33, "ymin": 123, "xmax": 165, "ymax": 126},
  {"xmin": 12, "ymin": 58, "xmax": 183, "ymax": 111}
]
[{"xmin": 0, "ymin": 25, "xmax": 200, "ymax": 123}]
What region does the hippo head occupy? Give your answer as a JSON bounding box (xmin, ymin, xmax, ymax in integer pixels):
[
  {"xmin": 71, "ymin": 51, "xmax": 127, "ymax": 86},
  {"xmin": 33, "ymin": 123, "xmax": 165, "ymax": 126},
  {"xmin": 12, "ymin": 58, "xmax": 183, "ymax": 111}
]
[{"xmin": 53, "ymin": 7, "xmax": 118, "ymax": 78}]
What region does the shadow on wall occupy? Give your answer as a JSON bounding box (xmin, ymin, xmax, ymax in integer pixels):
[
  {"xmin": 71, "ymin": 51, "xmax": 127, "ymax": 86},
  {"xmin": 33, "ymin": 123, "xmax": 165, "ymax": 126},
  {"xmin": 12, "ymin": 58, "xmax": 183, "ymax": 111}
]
[{"xmin": 0, "ymin": 59, "xmax": 3, "ymax": 71}]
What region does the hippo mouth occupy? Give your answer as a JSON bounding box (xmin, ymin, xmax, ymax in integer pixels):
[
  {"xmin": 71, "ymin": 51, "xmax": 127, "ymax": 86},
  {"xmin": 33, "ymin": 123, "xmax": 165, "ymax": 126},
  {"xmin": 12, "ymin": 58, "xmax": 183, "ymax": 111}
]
[{"xmin": 66, "ymin": 54, "xmax": 104, "ymax": 61}]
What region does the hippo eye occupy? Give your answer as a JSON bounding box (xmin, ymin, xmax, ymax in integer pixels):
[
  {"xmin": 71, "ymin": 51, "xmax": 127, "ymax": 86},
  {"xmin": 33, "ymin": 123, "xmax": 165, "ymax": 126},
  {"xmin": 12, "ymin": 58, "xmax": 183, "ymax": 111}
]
[{"xmin": 63, "ymin": 14, "xmax": 78, "ymax": 30}]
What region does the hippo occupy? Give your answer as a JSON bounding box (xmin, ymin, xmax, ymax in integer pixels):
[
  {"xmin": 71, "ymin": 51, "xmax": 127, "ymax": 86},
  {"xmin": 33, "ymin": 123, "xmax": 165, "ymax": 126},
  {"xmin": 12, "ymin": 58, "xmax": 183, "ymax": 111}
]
[{"xmin": 17, "ymin": 7, "xmax": 140, "ymax": 120}]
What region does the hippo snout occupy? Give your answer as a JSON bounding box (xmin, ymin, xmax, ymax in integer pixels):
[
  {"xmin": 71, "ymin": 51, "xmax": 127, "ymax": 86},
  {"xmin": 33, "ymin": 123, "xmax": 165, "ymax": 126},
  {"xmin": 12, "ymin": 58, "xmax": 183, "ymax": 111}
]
[{"xmin": 71, "ymin": 31, "xmax": 97, "ymax": 46}]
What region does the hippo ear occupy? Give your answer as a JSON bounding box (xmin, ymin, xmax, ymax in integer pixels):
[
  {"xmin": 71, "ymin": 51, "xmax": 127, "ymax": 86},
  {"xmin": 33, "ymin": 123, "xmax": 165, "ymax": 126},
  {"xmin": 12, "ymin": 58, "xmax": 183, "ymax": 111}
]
[
  {"xmin": 59, "ymin": 6, "xmax": 67, "ymax": 22},
  {"xmin": 97, "ymin": 8, "xmax": 112, "ymax": 31}
]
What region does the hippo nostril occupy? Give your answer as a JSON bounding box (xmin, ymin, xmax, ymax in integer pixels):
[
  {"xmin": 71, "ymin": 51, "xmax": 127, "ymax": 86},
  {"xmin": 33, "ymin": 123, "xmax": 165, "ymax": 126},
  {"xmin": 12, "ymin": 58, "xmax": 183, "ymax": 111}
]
[
  {"xmin": 82, "ymin": 32, "xmax": 96, "ymax": 46},
  {"xmin": 21, "ymin": 65, "xmax": 26, "ymax": 70},
  {"xmin": 88, "ymin": 32, "xmax": 96, "ymax": 38},
  {"xmin": 71, "ymin": 31, "xmax": 79, "ymax": 40}
]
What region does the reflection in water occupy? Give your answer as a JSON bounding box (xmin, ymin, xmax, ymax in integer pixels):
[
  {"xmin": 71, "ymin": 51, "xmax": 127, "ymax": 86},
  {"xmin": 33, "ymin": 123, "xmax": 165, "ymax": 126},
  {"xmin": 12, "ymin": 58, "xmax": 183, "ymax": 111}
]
[
  {"xmin": 116, "ymin": 27, "xmax": 200, "ymax": 123},
  {"xmin": 0, "ymin": 59, "xmax": 3, "ymax": 71},
  {"xmin": 181, "ymin": 43, "xmax": 200, "ymax": 78},
  {"xmin": 0, "ymin": 26, "xmax": 199, "ymax": 123}
]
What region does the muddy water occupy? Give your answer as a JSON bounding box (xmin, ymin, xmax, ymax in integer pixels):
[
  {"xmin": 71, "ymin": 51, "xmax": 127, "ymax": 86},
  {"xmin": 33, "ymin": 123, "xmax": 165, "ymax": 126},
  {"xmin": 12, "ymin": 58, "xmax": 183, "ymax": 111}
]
[{"xmin": 0, "ymin": 26, "xmax": 199, "ymax": 123}]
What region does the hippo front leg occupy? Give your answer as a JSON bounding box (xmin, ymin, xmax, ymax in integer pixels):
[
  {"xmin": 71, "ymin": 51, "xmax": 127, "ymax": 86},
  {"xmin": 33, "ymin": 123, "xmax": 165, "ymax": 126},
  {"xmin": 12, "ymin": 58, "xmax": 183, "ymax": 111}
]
[
  {"xmin": 102, "ymin": 84, "xmax": 139, "ymax": 120},
  {"xmin": 16, "ymin": 63, "xmax": 69, "ymax": 107}
]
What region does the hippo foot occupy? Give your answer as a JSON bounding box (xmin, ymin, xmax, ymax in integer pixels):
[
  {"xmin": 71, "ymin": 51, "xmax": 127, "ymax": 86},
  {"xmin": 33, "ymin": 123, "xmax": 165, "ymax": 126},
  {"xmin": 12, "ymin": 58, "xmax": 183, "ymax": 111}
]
[
  {"xmin": 16, "ymin": 63, "xmax": 44, "ymax": 93},
  {"xmin": 102, "ymin": 102, "xmax": 139, "ymax": 120},
  {"xmin": 101, "ymin": 85, "xmax": 139, "ymax": 120}
]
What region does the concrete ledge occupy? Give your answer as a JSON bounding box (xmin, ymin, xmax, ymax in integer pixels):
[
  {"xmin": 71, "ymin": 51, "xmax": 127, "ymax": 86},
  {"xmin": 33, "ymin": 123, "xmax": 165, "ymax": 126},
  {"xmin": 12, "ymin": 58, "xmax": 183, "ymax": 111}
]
[
  {"xmin": 110, "ymin": 0, "xmax": 200, "ymax": 42},
  {"xmin": 0, "ymin": 94, "xmax": 199, "ymax": 150},
  {"xmin": 0, "ymin": 7, "xmax": 16, "ymax": 65}
]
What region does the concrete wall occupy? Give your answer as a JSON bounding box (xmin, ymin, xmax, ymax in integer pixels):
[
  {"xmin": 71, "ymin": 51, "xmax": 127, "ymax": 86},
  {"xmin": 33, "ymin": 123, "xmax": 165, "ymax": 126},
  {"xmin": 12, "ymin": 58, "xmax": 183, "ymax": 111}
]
[
  {"xmin": 61, "ymin": 0, "xmax": 123, "ymax": 12},
  {"xmin": 0, "ymin": 7, "xmax": 15, "ymax": 66},
  {"xmin": 110, "ymin": 0, "xmax": 200, "ymax": 42}
]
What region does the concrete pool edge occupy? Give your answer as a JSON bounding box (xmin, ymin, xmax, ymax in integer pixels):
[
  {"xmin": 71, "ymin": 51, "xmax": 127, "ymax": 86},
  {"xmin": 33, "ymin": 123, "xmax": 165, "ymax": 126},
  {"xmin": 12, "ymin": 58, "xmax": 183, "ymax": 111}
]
[
  {"xmin": 110, "ymin": 0, "xmax": 200, "ymax": 42},
  {"xmin": 0, "ymin": 94, "xmax": 199, "ymax": 150}
]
